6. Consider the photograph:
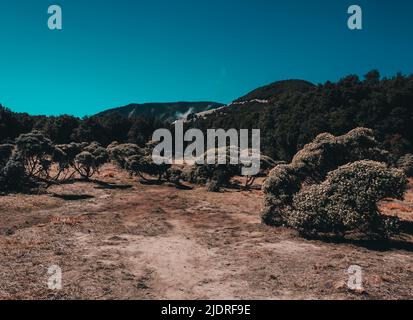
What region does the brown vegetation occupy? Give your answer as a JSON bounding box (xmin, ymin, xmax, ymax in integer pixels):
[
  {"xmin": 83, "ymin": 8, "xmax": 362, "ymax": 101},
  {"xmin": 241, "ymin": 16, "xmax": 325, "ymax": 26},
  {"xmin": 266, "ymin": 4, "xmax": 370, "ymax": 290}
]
[{"xmin": 0, "ymin": 164, "xmax": 412, "ymax": 300}]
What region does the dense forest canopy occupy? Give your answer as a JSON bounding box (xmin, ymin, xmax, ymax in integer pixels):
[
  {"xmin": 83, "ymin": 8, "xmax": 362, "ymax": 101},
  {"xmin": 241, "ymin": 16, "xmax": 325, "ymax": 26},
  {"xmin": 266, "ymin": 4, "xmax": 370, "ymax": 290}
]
[
  {"xmin": 96, "ymin": 102, "xmax": 224, "ymax": 122},
  {"xmin": 0, "ymin": 109, "xmax": 164, "ymax": 147}
]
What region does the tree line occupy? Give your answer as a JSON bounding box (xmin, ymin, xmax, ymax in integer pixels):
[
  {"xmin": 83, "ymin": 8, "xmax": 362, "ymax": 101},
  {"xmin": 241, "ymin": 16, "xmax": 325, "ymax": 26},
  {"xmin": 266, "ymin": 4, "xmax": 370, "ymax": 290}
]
[{"xmin": 0, "ymin": 108, "xmax": 164, "ymax": 147}]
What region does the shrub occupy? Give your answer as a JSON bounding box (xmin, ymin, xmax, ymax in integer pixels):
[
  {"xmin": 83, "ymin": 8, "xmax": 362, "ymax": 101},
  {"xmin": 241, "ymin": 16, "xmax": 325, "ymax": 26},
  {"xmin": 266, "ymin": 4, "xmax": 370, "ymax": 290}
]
[
  {"xmin": 73, "ymin": 152, "xmax": 95, "ymax": 179},
  {"xmin": 181, "ymin": 146, "xmax": 242, "ymax": 191},
  {"xmin": 109, "ymin": 142, "xmax": 170, "ymax": 182},
  {"xmin": 125, "ymin": 154, "xmax": 169, "ymax": 181},
  {"xmin": 107, "ymin": 143, "xmax": 143, "ymax": 169},
  {"xmin": 181, "ymin": 147, "xmax": 285, "ymax": 191},
  {"xmin": 165, "ymin": 167, "xmax": 182, "ymax": 185},
  {"xmin": 262, "ymin": 128, "xmax": 407, "ymax": 239},
  {"xmin": 290, "ymin": 128, "xmax": 389, "ymax": 183},
  {"xmin": 72, "ymin": 142, "xmax": 109, "ymax": 179},
  {"xmin": 52, "ymin": 142, "xmax": 88, "ymax": 180},
  {"xmin": 0, "ymin": 154, "xmax": 27, "ymax": 192},
  {"xmin": 181, "ymin": 164, "xmax": 238, "ymax": 191},
  {"xmin": 0, "ymin": 144, "xmax": 14, "ymax": 167},
  {"xmin": 84, "ymin": 142, "xmax": 109, "ymax": 168},
  {"xmin": 290, "ymin": 161, "xmax": 406, "ymax": 238},
  {"xmin": 15, "ymin": 131, "xmax": 55, "ymax": 178},
  {"xmin": 206, "ymin": 180, "xmax": 220, "ymax": 192},
  {"xmin": 1, "ymin": 137, "xmax": 53, "ymax": 192},
  {"xmin": 397, "ymin": 154, "xmax": 413, "ymax": 177},
  {"xmin": 186, "ymin": 163, "xmax": 239, "ymax": 186}
]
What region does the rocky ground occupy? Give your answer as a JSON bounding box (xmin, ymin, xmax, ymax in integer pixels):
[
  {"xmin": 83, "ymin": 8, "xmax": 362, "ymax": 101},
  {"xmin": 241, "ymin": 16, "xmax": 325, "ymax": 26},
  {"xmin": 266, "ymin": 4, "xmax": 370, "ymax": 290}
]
[{"xmin": 0, "ymin": 165, "xmax": 412, "ymax": 300}]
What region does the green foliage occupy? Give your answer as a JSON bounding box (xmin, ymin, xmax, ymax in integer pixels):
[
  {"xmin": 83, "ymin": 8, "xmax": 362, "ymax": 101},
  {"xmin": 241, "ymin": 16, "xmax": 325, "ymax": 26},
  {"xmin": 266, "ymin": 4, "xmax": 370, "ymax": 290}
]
[
  {"xmin": 72, "ymin": 142, "xmax": 109, "ymax": 179},
  {"xmin": 0, "ymin": 106, "xmax": 30, "ymax": 142},
  {"xmin": 84, "ymin": 142, "xmax": 109, "ymax": 167},
  {"xmin": 49, "ymin": 141, "xmax": 109, "ymax": 180},
  {"xmin": 291, "ymin": 161, "xmax": 406, "ymax": 238},
  {"xmin": 262, "ymin": 128, "xmax": 407, "ymax": 239},
  {"xmin": 0, "ymin": 152, "xmax": 27, "ymax": 192},
  {"xmin": 41, "ymin": 115, "xmax": 80, "ymax": 144},
  {"xmin": 290, "ymin": 128, "xmax": 390, "ymax": 183},
  {"xmin": 397, "ymin": 154, "xmax": 413, "ymax": 177},
  {"xmin": 126, "ymin": 154, "xmax": 170, "ymax": 181},
  {"xmin": 164, "ymin": 167, "xmax": 183, "ymax": 185},
  {"xmin": 1, "ymin": 105, "xmax": 165, "ymax": 148},
  {"xmin": 108, "ymin": 142, "xmax": 170, "ymax": 181},
  {"xmin": 15, "ymin": 131, "xmax": 55, "ymax": 178},
  {"xmin": 191, "ymin": 72, "xmax": 413, "ymax": 161},
  {"xmin": 0, "ymin": 144, "xmax": 27, "ymax": 191},
  {"xmin": 2, "ymin": 71, "xmax": 413, "ymax": 163},
  {"xmin": 181, "ymin": 147, "xmax": 279, "ymax": 191},
  {"xmin": 0, "ymin": 144, "xmax": 14, "ymax": 167},
  {"xmin": 181, "ymin": 147, "xmax": 242, "ymax": 192},
  {"xmin": 206, "ymin": 180, "xmax": 221, "ymax": 192},
  {"xmin": 54, "ymin": 142, "xmax": 88, "ymax": 166},
  {"xmin": 107, "ymin": 143, "xmax": 143, "ymax": 169}
]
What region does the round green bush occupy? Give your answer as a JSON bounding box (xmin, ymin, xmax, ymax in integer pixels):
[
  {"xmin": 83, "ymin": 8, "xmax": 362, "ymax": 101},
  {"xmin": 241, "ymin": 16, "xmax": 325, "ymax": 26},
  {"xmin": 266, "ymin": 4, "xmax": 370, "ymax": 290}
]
[
  {"xmin": 262, "ymin": 128, "xmax": 407, "ymax": 239},
  {"xmin": 397, "ymin": 154, "xmax": 413, "ymax": 177}
]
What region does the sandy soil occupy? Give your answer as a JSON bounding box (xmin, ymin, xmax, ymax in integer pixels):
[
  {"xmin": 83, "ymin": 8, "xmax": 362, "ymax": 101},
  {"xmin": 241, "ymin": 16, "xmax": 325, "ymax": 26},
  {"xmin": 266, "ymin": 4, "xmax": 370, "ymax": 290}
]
[{"xmin": 0, "ymin": 165, "xmax": 412, "ymax": 300}]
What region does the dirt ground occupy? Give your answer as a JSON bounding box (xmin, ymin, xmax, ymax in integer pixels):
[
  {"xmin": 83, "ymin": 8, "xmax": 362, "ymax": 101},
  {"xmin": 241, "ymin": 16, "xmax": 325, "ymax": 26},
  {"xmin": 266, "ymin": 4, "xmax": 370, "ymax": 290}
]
[{"xmin": 0, "ymin": 165, "xmax": 412, "ymax": 300}]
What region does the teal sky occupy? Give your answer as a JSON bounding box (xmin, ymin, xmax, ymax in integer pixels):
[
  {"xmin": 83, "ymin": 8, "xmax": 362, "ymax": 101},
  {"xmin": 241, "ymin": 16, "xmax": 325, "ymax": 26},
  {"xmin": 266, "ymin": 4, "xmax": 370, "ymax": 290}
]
[{"xmin": 0, "ymin": 0, "xmax": 412, "ymax": 117}]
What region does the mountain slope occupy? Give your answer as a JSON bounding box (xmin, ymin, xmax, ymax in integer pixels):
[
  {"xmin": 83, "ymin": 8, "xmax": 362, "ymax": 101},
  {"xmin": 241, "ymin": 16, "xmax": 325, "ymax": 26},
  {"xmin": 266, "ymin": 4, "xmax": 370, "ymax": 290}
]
[
  {"xmin": 235, "ymin": 79, "xmax": 315, "ymax": 103},
  {"xmin": 97, "ymin": 102, "xmax": 224, "ymax": 122},
  {"xmin": 189, "ymin": 73, "xmax": 413, "ymax": 161}
]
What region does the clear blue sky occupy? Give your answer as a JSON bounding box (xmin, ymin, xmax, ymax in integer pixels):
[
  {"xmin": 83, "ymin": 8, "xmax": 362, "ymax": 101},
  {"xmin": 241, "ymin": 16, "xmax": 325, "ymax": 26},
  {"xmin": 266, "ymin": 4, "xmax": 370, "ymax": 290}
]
[{"xmin": 0, "ymin": 0, "xmax": 412, "ymax": 117}]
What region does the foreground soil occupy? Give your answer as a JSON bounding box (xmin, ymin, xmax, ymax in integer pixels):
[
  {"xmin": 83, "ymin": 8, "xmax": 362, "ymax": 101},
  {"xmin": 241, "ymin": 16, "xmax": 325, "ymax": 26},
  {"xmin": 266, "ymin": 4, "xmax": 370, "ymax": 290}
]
[{"xmin": 0, "ymin": 165, "xmax": 412, "ymax": 300}]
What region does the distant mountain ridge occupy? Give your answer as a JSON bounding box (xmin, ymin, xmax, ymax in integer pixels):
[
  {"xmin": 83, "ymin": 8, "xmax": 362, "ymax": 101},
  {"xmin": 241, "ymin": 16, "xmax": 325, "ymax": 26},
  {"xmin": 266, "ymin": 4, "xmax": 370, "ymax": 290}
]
[
  {"xmin": 188, "ymin": 80, "xmax": 317, "ymax": 121},
  {"xmin": 234, "ymin": 79, "xmax": 315, "ymax": 103},
  {"xmin": 96, "ymin": 102, "xmax": 224, "ymax": 122},
  {"xmin": 96, "ymin": 80, "xmax": 315, "ymax": 122}
]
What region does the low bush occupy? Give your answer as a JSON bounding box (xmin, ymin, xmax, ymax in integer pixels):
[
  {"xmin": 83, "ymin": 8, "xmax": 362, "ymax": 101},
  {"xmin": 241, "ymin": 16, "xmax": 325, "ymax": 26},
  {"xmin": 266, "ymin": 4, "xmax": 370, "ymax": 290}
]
[
  {"xmin": 180, "ymin": 146, "xmax": 242, "ymax": 192},
  {"xmin": 290, "ymin": 161, "xmax": 406, "ymax": 238},
  {"xmin": 15, "ymin": 131, "xmax": 55, "ymax": 179},
  {"xmin": 262, "ymin": 128, "xmax": 407, "ymax": 239},
  {"xmin": 72, "ymin": 142, "xmax": 109, "ymax": 179},
  {"xmin": 164, "ymin": 167, "xmax": 183, "ymax": 185},
  {"xmin": 108, "ymin": 142, "xmax": 170, "ymax": 182},
  {"xmin": 397, "ymin": 154, "xmax": 413, "ymax": 177},
  {"xmin": 0, "ymin": 154, "xmax": 27, "ymax": 192}
]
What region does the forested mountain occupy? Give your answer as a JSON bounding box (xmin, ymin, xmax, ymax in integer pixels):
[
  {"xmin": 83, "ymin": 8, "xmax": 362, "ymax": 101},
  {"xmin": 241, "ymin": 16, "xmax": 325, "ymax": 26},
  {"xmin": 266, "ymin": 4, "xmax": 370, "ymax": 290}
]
[
  {"xmin": 96, "ymin": 102, "xmax": 224, "ymax": 122},
  {"xmin": 188, "ymin": 71, "xmax": 413, "ymax": 161},
  {"xmin": 234, "ymin": 79, "xmax": 314, "ymax": 102}
]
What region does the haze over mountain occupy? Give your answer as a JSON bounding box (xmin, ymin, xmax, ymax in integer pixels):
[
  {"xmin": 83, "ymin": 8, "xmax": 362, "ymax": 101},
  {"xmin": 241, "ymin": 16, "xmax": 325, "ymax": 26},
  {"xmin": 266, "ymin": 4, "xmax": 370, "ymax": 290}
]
[
  {"xmin": 95, "ymin": 80, "xmax": 314, "ymax": 122},
  {"xmin": 96, "ymin": 102, "xmax": 224, "ymax": 122}
]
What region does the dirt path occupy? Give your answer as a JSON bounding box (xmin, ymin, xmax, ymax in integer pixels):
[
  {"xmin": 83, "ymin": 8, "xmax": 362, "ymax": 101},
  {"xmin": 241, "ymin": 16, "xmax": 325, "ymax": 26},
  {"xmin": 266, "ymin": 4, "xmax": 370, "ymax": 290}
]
[{"xmin": 0, "ymin": 167, "xmax": 412, "ymax": 300}]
